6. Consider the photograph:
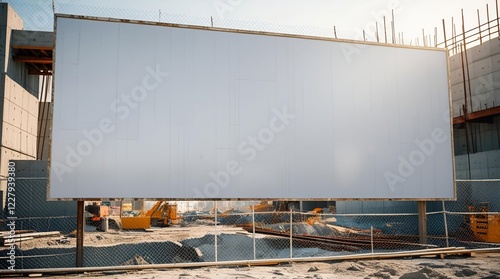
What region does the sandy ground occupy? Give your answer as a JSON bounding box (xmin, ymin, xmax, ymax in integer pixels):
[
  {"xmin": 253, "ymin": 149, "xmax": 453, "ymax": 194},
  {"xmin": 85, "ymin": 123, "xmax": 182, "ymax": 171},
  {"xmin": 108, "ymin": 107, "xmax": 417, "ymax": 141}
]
[
  {"xmin": 12, "ymin": 225, "xmax": 258, "ymax": 251},
  {"xmin": 43, "ymin": 252, "xmax": 500, "ymax": 279},
  {"xmin": 5, "ymin": 225, "xmax": 500, "ymax": 278}
]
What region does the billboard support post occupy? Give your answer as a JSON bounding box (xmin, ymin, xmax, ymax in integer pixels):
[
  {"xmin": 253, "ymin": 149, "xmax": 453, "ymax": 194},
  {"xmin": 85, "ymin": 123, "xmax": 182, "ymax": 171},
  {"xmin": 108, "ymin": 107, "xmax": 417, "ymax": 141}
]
[
  {"xmin": 76, "ymin": 200, "xmax": 84, "ymax": 267},
  {"xmin": 418, "ymin": 201, "xmax": 427, "ymax": 244}
]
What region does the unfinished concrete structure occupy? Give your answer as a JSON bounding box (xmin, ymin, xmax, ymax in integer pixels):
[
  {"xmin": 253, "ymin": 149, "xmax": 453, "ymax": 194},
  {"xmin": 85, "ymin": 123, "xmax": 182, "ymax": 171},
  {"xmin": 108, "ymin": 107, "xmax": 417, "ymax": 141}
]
[
  {"xmin": 0, "ymin": 3, "xmax": 53, "ymax": 208},
  {"xmin": 450, "ymin": 39, "xmax": 500, "ymax": 179}
]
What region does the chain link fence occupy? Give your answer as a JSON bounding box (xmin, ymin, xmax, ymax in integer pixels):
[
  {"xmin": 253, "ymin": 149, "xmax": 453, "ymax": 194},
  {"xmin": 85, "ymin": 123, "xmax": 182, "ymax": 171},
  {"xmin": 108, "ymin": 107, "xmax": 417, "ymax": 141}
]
[
  {"xmin": 5, "ymin": 0, "xmax": 380, "ymax": 45},
  {"xmin": 0, "ymin": 178, "xmax": 499, "ymax": 270}
]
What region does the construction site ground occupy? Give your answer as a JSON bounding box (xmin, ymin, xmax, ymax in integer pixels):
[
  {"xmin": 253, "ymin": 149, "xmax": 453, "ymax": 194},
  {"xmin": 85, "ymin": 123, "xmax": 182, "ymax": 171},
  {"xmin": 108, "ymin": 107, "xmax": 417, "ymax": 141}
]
[
  {"xmin": 45, "ymin": 252, "xmax": 500, "ymax": 279},
  {"xmin": 3, "ymin": 223, "xmax": 500, "ymax": 278}
]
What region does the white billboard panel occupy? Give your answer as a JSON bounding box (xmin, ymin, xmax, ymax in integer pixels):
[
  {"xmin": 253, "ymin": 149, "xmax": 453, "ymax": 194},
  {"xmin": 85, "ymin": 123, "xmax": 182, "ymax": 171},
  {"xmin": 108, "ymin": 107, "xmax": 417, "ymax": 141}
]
[{"xmin": 49, "ymin": 15, "xmax": 454, "ymax": 200}]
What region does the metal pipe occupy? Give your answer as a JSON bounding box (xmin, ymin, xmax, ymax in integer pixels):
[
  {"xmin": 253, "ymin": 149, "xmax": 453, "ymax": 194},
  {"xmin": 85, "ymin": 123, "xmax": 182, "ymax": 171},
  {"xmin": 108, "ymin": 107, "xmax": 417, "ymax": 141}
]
[
  {"xmin": 214, "ymin": 201, "xmax": 218, "ymax": 263},
  {"xmin": 442, "ymin": 201, "xmax": 449, "ymax": 247},
  {"xmin": 289, "ymin": 209, "xmax": 293, "ymax": 259},
  {"xmin": 370, "ymin": 226, "xmax": 374, "ymax": 254},
  {"xmin": 252, "ymin": 203, "xmax": 256, "ymax": 260},
  {"xmin": 2, "ymin": 247, "xmax": 499, "ymax": 276}
]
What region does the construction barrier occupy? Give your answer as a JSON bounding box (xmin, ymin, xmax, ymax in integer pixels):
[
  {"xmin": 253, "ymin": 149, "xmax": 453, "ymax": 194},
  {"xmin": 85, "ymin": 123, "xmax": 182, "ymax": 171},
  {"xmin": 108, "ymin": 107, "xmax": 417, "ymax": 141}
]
[{"xmin": 0, "ymin": 179, "xmax": 499, "ymax": 270}]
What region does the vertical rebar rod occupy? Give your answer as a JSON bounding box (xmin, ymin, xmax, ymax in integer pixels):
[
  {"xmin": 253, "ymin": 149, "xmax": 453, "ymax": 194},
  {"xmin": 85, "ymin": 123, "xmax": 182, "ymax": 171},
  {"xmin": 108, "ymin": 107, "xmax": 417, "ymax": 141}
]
[
  {"xmin": 434, "ymin": 27, "xmax": 438, "ymax": 47},
  {"xmin": 422, "ymin": 28, "xmax": 426, "ymax": 47},
  {"xmin": 462, "ymin": 10, "xmax": 473, "ymax": 113},
  {"xmin": 391, "ymin": 9, "xmax": 395, "ymax": 44},
  {"xmin": 496, "ymin": 0, "xmax": 500, "ymax": 38},
  {"xmin": 452, "ymin": 17, "xmax": 456, "ymax": 53},
  {"xmin": 442, "ymin": 19, "xmax": 448, "ymax": 48},
  {"xmin": 334, "ymin": 26, "xmax": 337, "ymax": 38},
  {"xmin": 487, "ymin": 4, "xmax": 491, "ymax": 40},
  {"xmin": 478, "ymin": 9, "xmax": 482, "ymax": 44},
  {"xmin": 384, "ymin": 16, "xmax": 387, "ymax": 43},
  {"xmin": 376, "ymin": 23, "xmax": 379, "ymax": 42},
  {"xmin": 460, "ymin": 44, "xmax": 472, "ymax": 179}
]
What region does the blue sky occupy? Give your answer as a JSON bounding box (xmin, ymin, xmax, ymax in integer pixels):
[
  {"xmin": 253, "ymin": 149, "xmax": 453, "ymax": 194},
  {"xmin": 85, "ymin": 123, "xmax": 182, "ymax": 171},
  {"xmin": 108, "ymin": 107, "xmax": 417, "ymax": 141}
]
[{"xmin": 4, "ymin": 0, "xmax": 498, "ymax": 46}]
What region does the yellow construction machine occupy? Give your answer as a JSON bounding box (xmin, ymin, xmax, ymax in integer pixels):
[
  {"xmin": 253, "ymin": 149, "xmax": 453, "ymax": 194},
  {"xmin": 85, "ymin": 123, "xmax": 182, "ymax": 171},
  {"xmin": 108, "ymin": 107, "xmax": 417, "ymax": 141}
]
[
  {"xmin": 468, "ymin": 202, "xmax": 500, "ymax": 243},
  {"xmin": 121, "ymin": 201, "xmax": 180, "ymax": 230}
]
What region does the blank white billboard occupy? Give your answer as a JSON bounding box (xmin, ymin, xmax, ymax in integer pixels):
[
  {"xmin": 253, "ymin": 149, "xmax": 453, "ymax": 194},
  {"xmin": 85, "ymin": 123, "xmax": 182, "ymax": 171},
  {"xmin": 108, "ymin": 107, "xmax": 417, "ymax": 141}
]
[{"xmin": 49, "ymin": 15, "xmax": 454, "ymax": 200}]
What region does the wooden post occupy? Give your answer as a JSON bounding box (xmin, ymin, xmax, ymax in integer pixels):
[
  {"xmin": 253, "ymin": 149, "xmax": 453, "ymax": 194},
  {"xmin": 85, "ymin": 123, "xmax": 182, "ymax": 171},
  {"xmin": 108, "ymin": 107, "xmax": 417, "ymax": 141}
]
[
  {"xmin": 76, "ymin": 200, "xmax": 84, "ymax": 267},
  {"xmin": 418, "ymin": 201, "xmax": 427, "ymax": 244}
]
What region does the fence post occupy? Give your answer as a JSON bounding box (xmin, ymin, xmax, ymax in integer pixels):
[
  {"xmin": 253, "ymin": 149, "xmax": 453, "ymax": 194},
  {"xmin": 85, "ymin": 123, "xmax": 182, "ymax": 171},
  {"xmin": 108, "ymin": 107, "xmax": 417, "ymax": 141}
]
[
  {"xmin": 442, "ymin": 201, "xmax": 449, "ymax": 247},
  {"xmin": 289, "ymin": 209, "xmax": 293, "ymax": 259},
  {"xmin": 214, "ymin": 201, "xmax": 218, "ymax": 263},
  {"xmin": 371, "ymin": 226, "xmax": 374, "ymax": 254},
  {"xmin": 252, "ymin": 202, "xmax": 256, "ymax": 260}
]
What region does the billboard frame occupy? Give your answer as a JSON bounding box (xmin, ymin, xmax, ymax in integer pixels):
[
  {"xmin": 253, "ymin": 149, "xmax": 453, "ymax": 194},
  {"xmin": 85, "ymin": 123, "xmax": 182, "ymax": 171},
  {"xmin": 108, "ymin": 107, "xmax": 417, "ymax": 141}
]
[{"xmin": 48, "ymin": 14, "xmax": 456, "ymax": 201}]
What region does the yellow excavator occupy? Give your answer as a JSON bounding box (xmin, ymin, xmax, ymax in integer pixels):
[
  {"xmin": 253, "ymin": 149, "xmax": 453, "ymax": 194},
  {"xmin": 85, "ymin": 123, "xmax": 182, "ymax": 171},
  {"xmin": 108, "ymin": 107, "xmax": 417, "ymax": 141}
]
[{"xmin": 121, "ymin": 201, "xmax": 180, "ymax": 230}]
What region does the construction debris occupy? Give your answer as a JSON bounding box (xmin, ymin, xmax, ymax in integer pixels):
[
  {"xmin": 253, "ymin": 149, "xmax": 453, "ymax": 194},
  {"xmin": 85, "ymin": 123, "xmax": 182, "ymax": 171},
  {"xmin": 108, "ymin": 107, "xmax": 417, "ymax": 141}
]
[{"xmin": 0, "ymin": 231, "xmax": 61, "ymax": 246}]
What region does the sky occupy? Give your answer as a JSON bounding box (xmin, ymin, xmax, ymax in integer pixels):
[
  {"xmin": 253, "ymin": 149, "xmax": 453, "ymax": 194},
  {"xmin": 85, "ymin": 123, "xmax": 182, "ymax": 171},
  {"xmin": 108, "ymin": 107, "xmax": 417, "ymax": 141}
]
[{"xmin": 4, "ymin": 0, "xmax": 499, "ymax": 46}]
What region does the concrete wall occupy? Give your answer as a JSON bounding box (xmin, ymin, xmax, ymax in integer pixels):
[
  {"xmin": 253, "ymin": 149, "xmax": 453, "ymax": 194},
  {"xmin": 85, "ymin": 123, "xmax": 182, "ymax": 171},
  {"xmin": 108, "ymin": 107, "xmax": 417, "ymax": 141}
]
[
  {"xmin": 453, "ymin": 116, "xmax": 500, "ymax": 155},
  {"xmin": 455, "ymin": 149, "xmax": 500, "ymax": 179},
  {"xmin": 0, "ymin": 3, "xmax": 39, "ymax": 207},
  {"xmin": 449, "ymin": 37, "xmax": 500, "ymax": 180},
  {"xmin": 0, "ymin": 3, "xmax": 39, "ymax": 97},
  {"xmin": 449, "ymin": 38, "xmax": 500, "ymax": 117},
  {"xmin": 37, "ymin": 101, "xmax": 51, "ymax": 160}
]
